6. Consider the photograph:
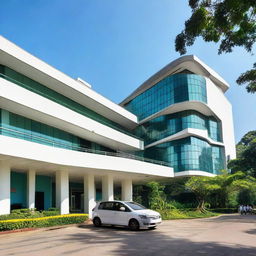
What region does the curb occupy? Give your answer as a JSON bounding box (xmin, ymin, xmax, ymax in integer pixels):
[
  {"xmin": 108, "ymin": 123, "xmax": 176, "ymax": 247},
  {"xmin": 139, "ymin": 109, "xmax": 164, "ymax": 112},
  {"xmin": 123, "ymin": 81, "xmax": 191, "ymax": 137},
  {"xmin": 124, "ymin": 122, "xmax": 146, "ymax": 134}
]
[
  {"xmin": 0, "ymin": 227, "xmax": 38, "ymax": 235},
  {"xmin": 0, "ymin": 219, "xmax": 92, "ymax": 235}
]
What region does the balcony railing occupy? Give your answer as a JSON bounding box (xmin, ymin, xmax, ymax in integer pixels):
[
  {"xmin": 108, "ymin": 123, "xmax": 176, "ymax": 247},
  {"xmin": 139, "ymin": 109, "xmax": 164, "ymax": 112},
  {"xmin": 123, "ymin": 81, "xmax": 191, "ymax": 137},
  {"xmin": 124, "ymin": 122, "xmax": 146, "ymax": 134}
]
[
  {"xmin": 0, "ymin": 126, "xmax": 170, "ymax": 167},
  {"xmin": 0, "ymin": 72, "xmax": 141, "ymax": 140}
]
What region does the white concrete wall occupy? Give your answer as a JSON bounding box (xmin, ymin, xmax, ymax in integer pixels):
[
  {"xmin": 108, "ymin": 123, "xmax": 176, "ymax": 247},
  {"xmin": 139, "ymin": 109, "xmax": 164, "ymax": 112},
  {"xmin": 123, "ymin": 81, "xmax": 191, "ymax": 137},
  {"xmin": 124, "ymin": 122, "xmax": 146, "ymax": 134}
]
[
  {"xmin": 84, "ymin": 174, "xmax": 96, "ymax": 218},
  {"xmin": 56, "ymin": 170, "xmax": 69, "ymax": 215},
  {"xmin": 121, "ymin": 179, "xmax": 133, "ymax": 201},
  {"xmin": 27, "ymin": 169, "xmax": 35, "ymax": 209},
  {"xmin": 102, "ymin": 175, "xmax": 114, "ymax": 201},
  {"xmin": 206, "ymin": 78, "xmax": 236, "ymax": 160},
  {"xmin": 0, "ymin": 135, "xmax": 173, "ymax": 178},
  {"xmin": 0, "ymin": 162, "xmax": 10, "ymax": 215},
  {"xmin": 174, "ymin": 170, "xmax": 216, "ymax": 177},
  {"xmin": 0, "ymin": 77, "xmax": 143, "ymax": 151}
]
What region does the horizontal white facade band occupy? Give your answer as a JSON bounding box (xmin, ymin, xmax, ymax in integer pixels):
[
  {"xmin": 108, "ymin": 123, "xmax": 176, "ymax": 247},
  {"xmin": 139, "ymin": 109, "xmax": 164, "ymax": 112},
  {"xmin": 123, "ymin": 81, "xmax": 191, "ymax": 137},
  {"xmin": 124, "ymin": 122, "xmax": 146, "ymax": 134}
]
[
  {"xmin": 174, "ymin": 170, "xmax": 216, "ymax": 177},
  {"xmin": 0, "ymin": 135, "xmax": 173, "ymax": 178},
  {"xmin": 138, "ymin": 101, "xmax": 220, "ymax": 125},
  {"xmin": 145, "ymin": 128, "xmax": 224, "ymax": 149},
  {"xmin": 0, "ymin": 77, "xmax": 143, "ymax": 151},
  {"xmin": 0, "ymin": 35, "xmax": 138, "ymax": 128}
]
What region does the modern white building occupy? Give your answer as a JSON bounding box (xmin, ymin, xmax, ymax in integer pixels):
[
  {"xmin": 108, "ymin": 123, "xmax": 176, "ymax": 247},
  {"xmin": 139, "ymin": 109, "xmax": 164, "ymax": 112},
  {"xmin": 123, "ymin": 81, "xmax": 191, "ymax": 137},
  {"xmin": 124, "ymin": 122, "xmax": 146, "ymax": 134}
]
[{"xmin": 0, "ymin": 36, "xmax": 236, "ymax": 216}]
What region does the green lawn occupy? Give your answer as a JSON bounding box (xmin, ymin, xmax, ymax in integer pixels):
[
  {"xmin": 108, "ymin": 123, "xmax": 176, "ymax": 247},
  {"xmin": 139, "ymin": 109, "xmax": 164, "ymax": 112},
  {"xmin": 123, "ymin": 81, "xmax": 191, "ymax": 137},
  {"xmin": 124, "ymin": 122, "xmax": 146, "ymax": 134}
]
[{"xmin": 159, "ymin": 209, "xmax": 220, "ymax": 220}]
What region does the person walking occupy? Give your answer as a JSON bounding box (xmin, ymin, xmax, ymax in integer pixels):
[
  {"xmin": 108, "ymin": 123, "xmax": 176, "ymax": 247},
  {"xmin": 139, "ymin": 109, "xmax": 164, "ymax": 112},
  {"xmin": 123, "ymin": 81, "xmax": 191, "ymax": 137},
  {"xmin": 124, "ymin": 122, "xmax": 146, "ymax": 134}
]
[
  {"xmin": 242, "ymin": 205, "xmax": 247, "ymax": 215},
  {"xmin": 239, "ymin": 205, "xmax": 243, "ymax": 215}
]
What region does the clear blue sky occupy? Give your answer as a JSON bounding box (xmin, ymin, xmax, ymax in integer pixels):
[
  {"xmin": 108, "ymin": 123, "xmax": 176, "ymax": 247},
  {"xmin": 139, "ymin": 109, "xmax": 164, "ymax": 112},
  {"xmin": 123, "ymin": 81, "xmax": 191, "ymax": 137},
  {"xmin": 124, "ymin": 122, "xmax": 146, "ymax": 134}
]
[{"xmin": 0, "ymin": 0, "xmax": 255, "ymax": 142}]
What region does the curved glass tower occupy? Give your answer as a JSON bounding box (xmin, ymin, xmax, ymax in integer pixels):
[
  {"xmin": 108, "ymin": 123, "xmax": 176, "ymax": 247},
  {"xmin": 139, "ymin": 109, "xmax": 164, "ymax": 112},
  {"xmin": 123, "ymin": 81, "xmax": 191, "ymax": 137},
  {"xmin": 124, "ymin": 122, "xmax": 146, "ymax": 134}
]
[{"xmin": 121, "ymin": 55, "xmax": 236, "ymax": 176}]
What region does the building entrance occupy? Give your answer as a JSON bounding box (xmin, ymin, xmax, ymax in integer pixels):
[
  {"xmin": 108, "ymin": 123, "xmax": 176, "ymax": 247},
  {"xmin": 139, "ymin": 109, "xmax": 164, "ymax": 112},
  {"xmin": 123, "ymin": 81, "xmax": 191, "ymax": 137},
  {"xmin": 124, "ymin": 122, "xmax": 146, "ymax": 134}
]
[
  {"xmin": 35, "ymin": 191, "xmax": 44, "ymax": 211},
  {"xmin": 70, "ymin": 188, "xmax": 84, "ymax": 213}
]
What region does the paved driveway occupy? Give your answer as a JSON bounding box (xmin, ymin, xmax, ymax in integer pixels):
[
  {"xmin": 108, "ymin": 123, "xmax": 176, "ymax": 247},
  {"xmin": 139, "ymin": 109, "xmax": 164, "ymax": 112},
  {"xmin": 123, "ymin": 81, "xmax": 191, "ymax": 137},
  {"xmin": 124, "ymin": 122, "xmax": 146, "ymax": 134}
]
[{"xmin": 0, "ymin": 214, "xmax": 256, "ymax": 256}]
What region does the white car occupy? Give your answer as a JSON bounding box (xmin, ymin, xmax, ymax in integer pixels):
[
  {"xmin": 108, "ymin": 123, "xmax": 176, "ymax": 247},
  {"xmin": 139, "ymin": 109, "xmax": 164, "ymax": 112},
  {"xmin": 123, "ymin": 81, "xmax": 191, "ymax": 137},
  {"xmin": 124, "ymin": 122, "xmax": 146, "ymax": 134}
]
[{"xmin": 92, "ymin": 201, "xmax": 162, "ymax": 230}]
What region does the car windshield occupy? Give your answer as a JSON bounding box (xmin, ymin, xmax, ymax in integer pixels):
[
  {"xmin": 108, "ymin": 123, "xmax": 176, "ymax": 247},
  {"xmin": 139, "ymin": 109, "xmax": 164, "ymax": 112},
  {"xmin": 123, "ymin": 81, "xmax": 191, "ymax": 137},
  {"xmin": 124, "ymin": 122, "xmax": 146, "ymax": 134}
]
[{"xmin": 125, "ymin": 202, "xmax": 147, "ymax": 210}]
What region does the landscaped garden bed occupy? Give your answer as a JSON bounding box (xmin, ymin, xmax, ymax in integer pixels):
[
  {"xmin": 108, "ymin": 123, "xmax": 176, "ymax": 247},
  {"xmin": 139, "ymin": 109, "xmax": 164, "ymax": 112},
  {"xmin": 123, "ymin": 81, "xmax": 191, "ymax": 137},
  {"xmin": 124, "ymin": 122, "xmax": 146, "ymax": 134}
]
[{"xmin": 0, "ymin": 208, "xmax": 88, "ymax": 231}]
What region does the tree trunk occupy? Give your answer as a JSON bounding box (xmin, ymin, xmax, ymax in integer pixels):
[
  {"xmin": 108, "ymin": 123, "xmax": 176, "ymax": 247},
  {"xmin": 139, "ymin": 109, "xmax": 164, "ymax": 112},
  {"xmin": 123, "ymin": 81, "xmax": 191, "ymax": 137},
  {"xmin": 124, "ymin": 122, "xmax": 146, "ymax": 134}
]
[{"xmin": 197, "ymin": 199, "xmax": 207, "ymax": 213}]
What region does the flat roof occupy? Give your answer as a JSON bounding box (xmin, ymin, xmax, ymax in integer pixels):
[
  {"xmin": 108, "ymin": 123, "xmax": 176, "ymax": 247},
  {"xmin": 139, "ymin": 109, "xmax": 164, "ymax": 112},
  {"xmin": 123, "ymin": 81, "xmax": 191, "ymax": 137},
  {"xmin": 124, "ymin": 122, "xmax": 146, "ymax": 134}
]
[{"xmin": 120, "ymin": 55, "xmax": 229, "ymax": 106}]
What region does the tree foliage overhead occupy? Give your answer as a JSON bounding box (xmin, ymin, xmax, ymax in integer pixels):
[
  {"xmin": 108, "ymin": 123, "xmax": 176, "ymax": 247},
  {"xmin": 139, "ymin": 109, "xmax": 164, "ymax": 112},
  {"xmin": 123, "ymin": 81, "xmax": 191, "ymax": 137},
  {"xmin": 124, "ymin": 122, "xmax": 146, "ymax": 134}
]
[
  {"xmin": 175, "ymin": 0, "xmax": 256, "ymax": 93},
  {"xmin": 236, "ymin": 63, "xmax": 256, "ymax": 93}
]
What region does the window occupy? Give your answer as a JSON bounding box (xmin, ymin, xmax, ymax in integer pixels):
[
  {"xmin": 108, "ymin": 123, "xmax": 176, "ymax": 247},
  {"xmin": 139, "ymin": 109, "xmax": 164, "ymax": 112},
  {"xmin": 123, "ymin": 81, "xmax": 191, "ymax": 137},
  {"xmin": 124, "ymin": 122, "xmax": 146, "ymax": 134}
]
[
  {"xmin": 125, "ymin": 74, "xmax": 207, "ymax": 120},
  {"xmin": 100, "ymin": 202, "xmax": 114, "ymax": 210},
  {"xmin": 125, "ymin": 202, "xmax": 147, "ymax": 210}
]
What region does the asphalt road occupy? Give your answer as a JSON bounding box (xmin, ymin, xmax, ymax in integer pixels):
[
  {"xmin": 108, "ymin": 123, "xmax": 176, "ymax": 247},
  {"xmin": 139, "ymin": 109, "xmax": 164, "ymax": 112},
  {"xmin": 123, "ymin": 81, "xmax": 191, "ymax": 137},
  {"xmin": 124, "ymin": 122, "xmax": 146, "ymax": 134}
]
[{"xmin": 0, "ymin": 214, "xmax": 256, "ymax": 256}]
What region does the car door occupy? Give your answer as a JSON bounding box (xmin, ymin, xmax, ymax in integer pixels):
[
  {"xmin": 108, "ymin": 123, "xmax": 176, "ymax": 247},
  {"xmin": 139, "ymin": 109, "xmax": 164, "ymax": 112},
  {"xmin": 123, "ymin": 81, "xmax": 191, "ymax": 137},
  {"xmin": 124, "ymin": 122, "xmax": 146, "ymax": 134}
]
[
  {"xmin": 113, "ymin": 202, "xmax": 132, "ymax": 226},
  {"xmin": 97, "ymin": 202, "xmax": 115, "ymax": 224}
]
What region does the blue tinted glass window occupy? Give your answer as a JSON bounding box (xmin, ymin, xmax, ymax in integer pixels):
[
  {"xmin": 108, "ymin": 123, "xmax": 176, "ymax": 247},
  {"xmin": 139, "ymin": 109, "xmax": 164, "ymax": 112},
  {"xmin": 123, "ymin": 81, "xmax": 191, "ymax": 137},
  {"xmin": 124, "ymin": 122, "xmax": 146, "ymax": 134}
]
[
  {"xmin": 125, "ymin": 74, "xmax": 207, "ymax": 121},
  {"xmin": 134, "ymin": 110, "xmax": 222, "ymax": 145},
  {"xmin": 143, "ymin": 137, "xmax": 224, "ymax": 174}
]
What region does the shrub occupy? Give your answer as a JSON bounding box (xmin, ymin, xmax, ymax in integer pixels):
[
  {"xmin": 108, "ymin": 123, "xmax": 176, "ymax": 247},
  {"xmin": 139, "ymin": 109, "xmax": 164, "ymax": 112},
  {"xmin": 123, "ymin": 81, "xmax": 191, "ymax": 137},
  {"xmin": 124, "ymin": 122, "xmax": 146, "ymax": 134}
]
[
  {"xmin": 0, "ymin": 208, "xmax": 63, "ymax": 221},
  {"xmin": 167, "ymin": 200, "xmax": 196, "ymax": 209},
  {"xmin": 41, "ymin": 211, "xmax": 60, "ymax": 216},
  {"xmin": 0, "ymin": 209, "xmax": 44, "ymax": 220},
  {"xmin": 0, "ymin": 214, "xmax": 88, "ymax": 231},
  {"xmin": 42, "ymin": 208, "xmax": 60, "ymax": 216},
  {"xmin": 47, "ymin": 208, "xmax": 60, "ymax": 212}
]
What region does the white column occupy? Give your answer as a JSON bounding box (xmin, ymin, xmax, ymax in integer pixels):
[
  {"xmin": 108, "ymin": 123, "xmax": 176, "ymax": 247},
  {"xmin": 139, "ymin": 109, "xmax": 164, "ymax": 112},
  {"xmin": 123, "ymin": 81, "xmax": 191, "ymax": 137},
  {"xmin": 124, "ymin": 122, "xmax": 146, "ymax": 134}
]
[
  {"xmin": 121, "ymin": 179, "xmax": 133, "ymax": 201},
  {"xmin": 0, "ymin": 162, "xmax": 10, "ymax": 215},
  {"xmin": 102, "ymin": 175, "xmax": 114, "ymax": 201},
  {"xmin": 84, "ymin": 174, "xmax": 95, "ymax": 218},
  {"xmin": 27, "ymin": 169, "xmax": 35, "ymax": 209},
  {"xmin": 56, "ymin": 170, "xmax": 69, "ymax": 215}
]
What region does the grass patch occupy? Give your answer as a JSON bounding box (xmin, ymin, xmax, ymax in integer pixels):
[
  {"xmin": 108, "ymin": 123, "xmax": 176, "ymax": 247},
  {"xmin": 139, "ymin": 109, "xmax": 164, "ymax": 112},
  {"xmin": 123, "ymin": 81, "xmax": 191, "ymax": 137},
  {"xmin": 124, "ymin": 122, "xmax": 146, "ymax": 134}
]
[{"xmin": 158, "ymin": 209, "xmax": 219, "ymax": 220}]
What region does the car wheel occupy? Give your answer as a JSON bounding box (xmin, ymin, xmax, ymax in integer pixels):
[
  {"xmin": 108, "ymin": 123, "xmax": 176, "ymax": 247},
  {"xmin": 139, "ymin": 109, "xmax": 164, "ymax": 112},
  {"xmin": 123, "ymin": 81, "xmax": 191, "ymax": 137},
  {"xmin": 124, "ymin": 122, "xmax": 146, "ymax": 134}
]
[
  {"xmin": 93, "ymin": 217, "xmax": 102, "ymax": 227},
  {"xmin": 129, "ymin": 219, "xmax": 139, "ymax": 231}
]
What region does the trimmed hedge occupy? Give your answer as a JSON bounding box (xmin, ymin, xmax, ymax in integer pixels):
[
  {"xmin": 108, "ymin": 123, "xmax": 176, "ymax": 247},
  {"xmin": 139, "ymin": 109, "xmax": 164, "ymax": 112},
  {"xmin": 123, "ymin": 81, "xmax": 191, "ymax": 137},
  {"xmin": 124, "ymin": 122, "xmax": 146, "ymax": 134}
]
[
  {"xmin": 0, "ymin": 208, "xmax": 61, "ymax": 221},
  {"xmin": 0, "ymin": 214, "xmax": 88, "ymax": 231}
]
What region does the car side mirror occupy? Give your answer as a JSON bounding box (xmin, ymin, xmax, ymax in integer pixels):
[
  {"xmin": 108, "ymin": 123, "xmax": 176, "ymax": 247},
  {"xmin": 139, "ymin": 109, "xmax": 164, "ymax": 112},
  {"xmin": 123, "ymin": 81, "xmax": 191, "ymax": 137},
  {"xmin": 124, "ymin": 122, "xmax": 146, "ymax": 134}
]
[{"xmin": 120, "ymin": 207, "xmax": 125, "ymax": 211}]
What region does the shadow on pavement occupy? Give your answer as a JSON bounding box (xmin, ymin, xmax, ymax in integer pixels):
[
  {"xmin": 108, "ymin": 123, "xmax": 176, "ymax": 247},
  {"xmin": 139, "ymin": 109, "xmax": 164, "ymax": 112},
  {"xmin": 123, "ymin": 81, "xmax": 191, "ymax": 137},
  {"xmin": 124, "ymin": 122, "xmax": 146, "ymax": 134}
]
[
  {"xmin": 245, "ymin": 229, "xmax": 256, "ymax": 235},
  {"xmin": 202, "ymin": 214, "xmax": 256, "ymax": 224},
  {"xmin": 59, "ymin": 223, "xmax": 256, "ymax": 256}
]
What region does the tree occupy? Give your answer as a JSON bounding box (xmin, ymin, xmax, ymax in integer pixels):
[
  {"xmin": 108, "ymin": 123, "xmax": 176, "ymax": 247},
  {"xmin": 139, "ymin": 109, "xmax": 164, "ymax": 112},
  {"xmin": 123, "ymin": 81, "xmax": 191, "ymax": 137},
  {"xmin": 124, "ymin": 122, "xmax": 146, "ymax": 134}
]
[
  {"xmin": 185, "ymin": 176, "xmax": 220, "ymax": 212},
  {"xmin": 210, "ymin": 171, "xmax": 251, "ymax": 207},
  {"xmin": 175, "ymin": 0, "xmax": 256, "ymax": 93},
  {"xmin": 146, "ymin": 181, "xmax": 171, "ymax": 210},
  {"xmin": 228, "ymin": 131, "xmax": 256, "ymax": 177},
  {"xmin": 186, "ymin": 172, "xmax": 256, "ymax": 211}
]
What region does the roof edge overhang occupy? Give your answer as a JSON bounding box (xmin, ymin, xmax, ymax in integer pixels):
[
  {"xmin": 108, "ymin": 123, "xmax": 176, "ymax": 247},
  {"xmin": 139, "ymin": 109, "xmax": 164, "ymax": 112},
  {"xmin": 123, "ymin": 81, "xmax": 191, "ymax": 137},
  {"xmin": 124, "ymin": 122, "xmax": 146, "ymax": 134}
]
[
  {"xmin": 120, "ymin": 55, "xmax": 229, "ymax": 106},
  {"xmin": 0, "ymin": 35, "xmax": 138, "ymax": 128}
]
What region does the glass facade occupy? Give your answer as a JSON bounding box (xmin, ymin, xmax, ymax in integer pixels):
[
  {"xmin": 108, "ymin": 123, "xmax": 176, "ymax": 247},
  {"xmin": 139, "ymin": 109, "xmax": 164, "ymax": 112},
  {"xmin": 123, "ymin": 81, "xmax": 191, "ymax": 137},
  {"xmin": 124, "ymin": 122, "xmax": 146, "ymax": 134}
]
[
  {"xmin": 0, "ymin": 109, "xmax": 115, "ymax": 153},
  {"xmin": 0, "ymin": 65, "xmax": 137, "ymax": 138},
  {"xmin": 124, "ymin": 73, "xmax": 207, "ymax": 120},
  {"xmin": 134, "ymin": 110, "xmax": 222, "ymax": 145},
  {"xmin": 124, "ymin": 72, "xmax": 225, "ymax": 174},
  {"xmin": 143, "ymin": 137, "xmax": 225, "ymax": 174}
]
